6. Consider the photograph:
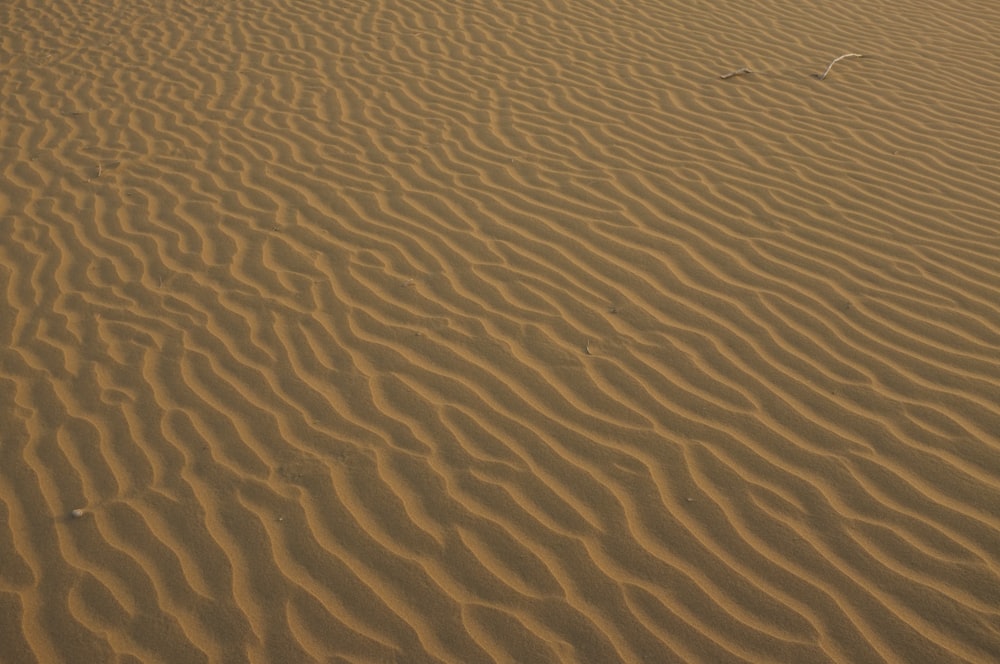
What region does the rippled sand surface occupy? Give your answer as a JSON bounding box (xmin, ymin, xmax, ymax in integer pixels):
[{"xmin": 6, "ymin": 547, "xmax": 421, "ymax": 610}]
[{"xmin": 3, "ymin": 0, "xmax": 1000, "ymax": 662}]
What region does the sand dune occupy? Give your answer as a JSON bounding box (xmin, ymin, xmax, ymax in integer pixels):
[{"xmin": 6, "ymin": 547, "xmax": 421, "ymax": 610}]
[{"xmin": 2, "ymin": 0, "xmax": 1000, "ymax": 662}]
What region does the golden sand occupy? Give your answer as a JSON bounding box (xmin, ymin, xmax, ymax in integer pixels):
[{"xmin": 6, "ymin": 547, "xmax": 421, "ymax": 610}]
[{"xmin": 2, "ymin": 0, "xmax": 1000, "ymax": 661}]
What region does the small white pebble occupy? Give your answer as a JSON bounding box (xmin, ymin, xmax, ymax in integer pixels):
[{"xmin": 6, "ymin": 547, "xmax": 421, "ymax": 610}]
[{"xmin": 70, "ymin": 508, "xmax": 85, "ymax": 519}]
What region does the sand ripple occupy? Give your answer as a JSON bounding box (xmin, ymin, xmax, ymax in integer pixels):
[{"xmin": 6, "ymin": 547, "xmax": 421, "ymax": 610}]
[{"xmin": 2, "ymin": 0, "xmax": 1000, "ymax": 661}]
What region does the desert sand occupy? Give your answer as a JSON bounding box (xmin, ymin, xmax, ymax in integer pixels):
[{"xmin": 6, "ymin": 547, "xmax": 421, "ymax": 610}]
[{"xmin": 2, "ymin": 0, "xmax": 1000, "ymax": 662}]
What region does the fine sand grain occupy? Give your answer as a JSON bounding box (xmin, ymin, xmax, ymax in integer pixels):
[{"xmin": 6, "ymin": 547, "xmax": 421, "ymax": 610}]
[{"xmin": 3, "ymin": 0, "xmax": 1000, "ymax": 662}]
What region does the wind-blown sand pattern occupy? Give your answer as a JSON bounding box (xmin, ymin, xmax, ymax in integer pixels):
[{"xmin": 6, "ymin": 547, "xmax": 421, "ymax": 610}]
[{"xmin": 2, "ymin": 0, "xmax": 1000, "ymax": 661}]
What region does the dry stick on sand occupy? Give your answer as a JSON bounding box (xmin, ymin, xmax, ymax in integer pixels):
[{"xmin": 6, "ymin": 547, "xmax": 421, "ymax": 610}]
[
  {"xmin": 816, "ymin": 53, "xmax": 864, "ymax": 80},
  {"xmin": 720, "ymin": 67, "xmax": 752, "ymax": 80}
]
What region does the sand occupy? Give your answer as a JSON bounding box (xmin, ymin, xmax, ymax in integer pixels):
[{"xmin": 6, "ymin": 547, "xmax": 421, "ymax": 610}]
[{"xmin": 2, "ymin": 0, "xmax": 1000, "ymax": 662}]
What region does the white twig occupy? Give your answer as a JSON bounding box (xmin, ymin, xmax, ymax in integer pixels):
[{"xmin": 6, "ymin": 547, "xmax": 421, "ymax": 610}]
[
  {"xmin": 817, "ymin": 53, "xmax": 863, "ymax": 80},
  {"xmin": 720, "ymin": 67, "xmax": 752, "ymax": 80}
]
